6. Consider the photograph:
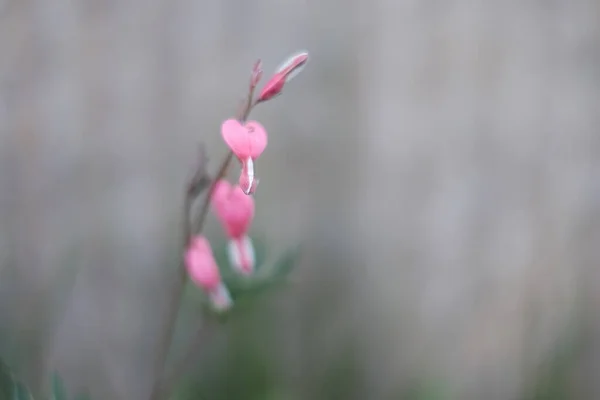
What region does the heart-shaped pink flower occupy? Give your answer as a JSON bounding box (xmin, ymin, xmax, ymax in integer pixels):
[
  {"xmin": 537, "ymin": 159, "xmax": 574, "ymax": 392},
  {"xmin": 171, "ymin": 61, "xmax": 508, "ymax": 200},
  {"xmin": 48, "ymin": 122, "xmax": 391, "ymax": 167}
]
[
  {"xmin": 211, "ymin": 180, "xmax": 257, "ymax": 275},
  {"xmin": 211, "ymin": 180, "xmax": 255, "ymax": 239},
  {"xmin": 221, "ymin": 119, "xmax": 268, "ymax": 195},
  {"xmin": 221, "ymin": 119, "xmax": 268, "ymax": 160}
]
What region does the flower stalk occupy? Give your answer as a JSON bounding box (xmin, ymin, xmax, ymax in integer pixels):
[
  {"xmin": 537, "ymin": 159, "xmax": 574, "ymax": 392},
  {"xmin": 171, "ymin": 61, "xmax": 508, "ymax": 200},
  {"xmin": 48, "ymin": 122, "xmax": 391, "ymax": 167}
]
[{"xmin": 149, "ymin": 51, "xmax": 308, "ymax": 400}]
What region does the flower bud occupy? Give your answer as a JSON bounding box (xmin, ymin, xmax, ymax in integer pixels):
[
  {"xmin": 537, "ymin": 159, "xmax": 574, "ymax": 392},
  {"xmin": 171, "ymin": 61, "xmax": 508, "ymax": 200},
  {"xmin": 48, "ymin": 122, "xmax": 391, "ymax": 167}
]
[
  {"xmin": 185, "ymin": 236, "xmax": 232, "ymax": 311},
  {"xmin": 258, "ymin": 50, "xmax": 309, "ymax": 102}
]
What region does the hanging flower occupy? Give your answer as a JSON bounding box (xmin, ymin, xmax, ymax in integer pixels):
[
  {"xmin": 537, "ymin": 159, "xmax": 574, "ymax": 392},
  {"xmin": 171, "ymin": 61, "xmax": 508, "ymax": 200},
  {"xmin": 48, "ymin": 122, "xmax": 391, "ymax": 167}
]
[
  {"xmin": 220, "ymin": 118, "xmax": 268, "ymax": 195},
  {"xmin": 211, "ymin": 179, "xmax": 256, "ymax": 275},
  {"xmin": 185, "ymin": 236, "xmax": 232, "ymax": 311}
]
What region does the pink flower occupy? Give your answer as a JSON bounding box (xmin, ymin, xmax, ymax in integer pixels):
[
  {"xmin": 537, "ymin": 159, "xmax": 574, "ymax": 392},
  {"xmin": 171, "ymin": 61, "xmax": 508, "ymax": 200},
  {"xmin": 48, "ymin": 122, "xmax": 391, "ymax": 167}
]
[
  {"xmin": 185, "ymin": 236, "xmax": 232, "ymax": 311},
  {"xmin": 220, "ymin": 119, "xmax": 268, "ymax": 195},
  {"xmin": 257, "ymin": 51, "xmax": 309, "ymax": 102},
  {"xmin": 212, "ymin": 180, "xmax": 256, "ymax": 275}
]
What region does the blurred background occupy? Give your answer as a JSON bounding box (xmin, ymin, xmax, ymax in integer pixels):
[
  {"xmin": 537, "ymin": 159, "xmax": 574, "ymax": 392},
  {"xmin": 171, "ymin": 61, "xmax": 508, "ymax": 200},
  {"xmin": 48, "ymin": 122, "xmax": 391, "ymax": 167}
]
[{"xmin": 0, "ymin": 0, "xmax": 599, "ymax": 399}]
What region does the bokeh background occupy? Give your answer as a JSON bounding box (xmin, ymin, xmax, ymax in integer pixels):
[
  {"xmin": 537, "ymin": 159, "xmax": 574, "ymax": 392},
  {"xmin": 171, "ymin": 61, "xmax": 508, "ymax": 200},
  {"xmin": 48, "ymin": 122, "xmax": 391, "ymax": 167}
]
[{"xmin": 0, "ymin": 0, "xmax": 599, "ymax": 399}]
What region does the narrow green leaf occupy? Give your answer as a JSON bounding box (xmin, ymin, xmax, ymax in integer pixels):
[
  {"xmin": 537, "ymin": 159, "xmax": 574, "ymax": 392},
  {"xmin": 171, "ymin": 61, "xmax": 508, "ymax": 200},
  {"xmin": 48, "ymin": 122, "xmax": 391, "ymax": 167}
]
[
  {"xmin": 0, "ymin": 359, "xmax": 33, "ymax": 400},
  {"xmin": 13, "ymin": 382, "xmax": 34, "ymax": 400},
  {"xmin": 51, "ymin": 373, "xmax": 68, "ymax": 400},
  {"xmin": 0, "ymin": 361, "xmax": 13, "ymax": 400}
]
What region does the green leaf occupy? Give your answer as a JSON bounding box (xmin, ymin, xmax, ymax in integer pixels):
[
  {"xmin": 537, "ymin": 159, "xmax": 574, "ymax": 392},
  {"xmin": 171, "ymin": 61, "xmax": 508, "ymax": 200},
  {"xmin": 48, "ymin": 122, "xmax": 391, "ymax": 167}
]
[
  {"xmin": 51, "ymin": 373, "xmax": 68, "ymax": 400},
  {"xmin": 400, "ymin": 379, "xmax": 450, "ymax": 400},
  {"xmin": 0, "ymin": 359, "xmax": 33, "ymax": 400},
  {"xmin": 225, "ymin": 246, "xmax": 301, "ymax": 300},
  {"xmin": 13, "ymin": 382, "xmax": 34, "ymax": 400}
]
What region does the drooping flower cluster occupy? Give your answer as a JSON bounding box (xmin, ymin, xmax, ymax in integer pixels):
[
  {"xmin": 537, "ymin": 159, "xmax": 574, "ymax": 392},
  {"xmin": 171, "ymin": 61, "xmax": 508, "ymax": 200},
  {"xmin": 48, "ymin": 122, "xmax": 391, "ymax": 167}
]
[{"xmin": 183, "ymin": 51, "xmax": 308, "ymax": 311}]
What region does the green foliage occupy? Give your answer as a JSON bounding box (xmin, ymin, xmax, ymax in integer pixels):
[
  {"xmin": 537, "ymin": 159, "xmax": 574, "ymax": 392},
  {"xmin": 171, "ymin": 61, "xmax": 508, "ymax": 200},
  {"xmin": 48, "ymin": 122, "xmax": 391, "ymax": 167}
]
[
  {"xmin": 50, "ymin": 374, "xmax": 67, "ymax": 400},
  {"xmin": 0, "ymin": 245, "xmax": 83, "ymax": 385},
  {"xmin": 316, "ymin": 345, "xmax": 364, "ymax": 400},
  {"xmin": 172, "ymin": 339, "xmax": 365, "ymax": 400},
  {"xmin": 173, "ymin": 330, "xmax": 280, "ymax": 400},
  {"xmin": 399, "ymin": 380, "xmax": 451, "ymax": 400},
  {"xmin": 523, "ymin": 333, "xmax": 584, "ymax": 400},
  {"xmin": 0, "ymin": 364, "xmax": 89, "ymax": 400},
  {"xmin": 0, "ymin": 359, "xmax": 33, "ymax": 399}
]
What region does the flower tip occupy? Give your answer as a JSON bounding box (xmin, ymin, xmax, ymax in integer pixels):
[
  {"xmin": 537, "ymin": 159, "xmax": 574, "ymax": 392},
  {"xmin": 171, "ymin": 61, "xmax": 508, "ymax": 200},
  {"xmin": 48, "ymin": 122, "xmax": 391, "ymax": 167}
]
[
  {"xmin": 209, "ymin": 283, "xmax": 233, "ymax": 311},
  {"xmin": 275, "ymin": 50, "xmax": 309, "ymax": 82},
  {"xmin": 228, "ymin": 236, "xmax": 256, "ymax": 276},
  {"xmin": 257, "ymin": 49, "xmax": 309, "ymax": 102},
  {"xmin": 239, "ymin": 172, "xmax": 259, "ymax": 195}
]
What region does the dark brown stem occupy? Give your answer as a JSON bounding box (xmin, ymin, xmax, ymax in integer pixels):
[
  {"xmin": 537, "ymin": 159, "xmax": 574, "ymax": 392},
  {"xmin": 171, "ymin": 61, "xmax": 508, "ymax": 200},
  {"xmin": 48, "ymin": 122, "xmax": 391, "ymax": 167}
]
[{"xmin": 149, "ymin": 75, "xmax": 258, "ymax": 400}]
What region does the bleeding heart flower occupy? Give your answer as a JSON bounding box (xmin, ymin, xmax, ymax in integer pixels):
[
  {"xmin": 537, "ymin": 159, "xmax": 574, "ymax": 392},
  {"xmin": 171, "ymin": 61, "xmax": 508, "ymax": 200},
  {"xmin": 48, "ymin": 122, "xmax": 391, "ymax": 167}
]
[
  {"xmin": 211, "ymin": 180, "xmax": 256, "ymax": 275},
  {"xmin": 185, "ymin": 236, "xmax": 232, "ymax": 311},
  {"xmin": 221, "ymin": 119, "xmax": 268, "ymax": 195}
]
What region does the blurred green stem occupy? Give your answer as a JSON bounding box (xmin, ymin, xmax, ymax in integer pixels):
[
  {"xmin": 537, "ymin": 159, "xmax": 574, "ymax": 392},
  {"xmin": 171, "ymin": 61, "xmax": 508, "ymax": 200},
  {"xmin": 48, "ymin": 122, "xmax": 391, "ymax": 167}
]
[
  {"xmin": 148, "ymin": 80, "xmax": 257, "ymax": 400},
  {"xmin": 152, "ymin": 317, "xmax": 220, "ymax": 400}
]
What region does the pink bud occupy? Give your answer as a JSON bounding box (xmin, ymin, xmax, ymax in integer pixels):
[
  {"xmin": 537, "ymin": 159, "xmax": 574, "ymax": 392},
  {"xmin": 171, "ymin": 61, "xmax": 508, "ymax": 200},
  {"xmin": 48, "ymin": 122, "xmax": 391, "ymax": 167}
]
[
  {"xmin": 185, "ymin": 236, "xmax": 233, "ymax": 311},
  {"xmin": 227, "ymin": 235, "xmax": 256, "ymax": 275},
  {"xmin": 258, "ymin": 50, "xmax": 309, "ymax": 102},
  {"xmin": 211, "ymin": 180, "xmax": 255, "ymax": 238},
  {"xmin": 185, "ymin": 236, "xmax": 221, "ymax": 290}
]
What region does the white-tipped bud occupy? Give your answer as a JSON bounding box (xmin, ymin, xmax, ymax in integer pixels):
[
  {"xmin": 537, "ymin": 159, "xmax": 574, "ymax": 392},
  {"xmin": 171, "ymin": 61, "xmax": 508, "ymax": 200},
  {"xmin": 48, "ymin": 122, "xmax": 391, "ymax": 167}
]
[{"xmin": 275, "ymin": 50, "xmax": 309, "ymax": 83}]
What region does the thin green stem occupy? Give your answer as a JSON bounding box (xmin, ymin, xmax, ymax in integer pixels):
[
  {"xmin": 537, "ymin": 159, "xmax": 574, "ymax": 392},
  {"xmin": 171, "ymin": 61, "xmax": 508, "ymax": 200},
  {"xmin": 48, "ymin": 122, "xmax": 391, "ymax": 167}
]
[{"xmin": 149, "ymin": 82, "xmax": 258, "ymax": 400}]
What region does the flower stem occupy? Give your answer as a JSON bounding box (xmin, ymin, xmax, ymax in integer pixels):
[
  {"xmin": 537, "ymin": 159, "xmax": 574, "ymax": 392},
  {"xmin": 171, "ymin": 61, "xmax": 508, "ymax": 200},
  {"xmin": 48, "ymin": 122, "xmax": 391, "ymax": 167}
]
[{"xmin": 149, "ymin": 82, "xmax": 257, "ymax": 400}]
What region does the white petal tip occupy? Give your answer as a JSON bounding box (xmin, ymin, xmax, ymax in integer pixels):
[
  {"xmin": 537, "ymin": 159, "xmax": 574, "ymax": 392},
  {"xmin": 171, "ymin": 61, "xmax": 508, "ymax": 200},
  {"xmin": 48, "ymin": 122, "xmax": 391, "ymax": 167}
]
[
  {"xmin": 228, "ymin": 237, "xmax": 256, "ymax": 276},
  {"xmin": 209, "ymin": 283, "xmax": 233, "ymax": 311}
]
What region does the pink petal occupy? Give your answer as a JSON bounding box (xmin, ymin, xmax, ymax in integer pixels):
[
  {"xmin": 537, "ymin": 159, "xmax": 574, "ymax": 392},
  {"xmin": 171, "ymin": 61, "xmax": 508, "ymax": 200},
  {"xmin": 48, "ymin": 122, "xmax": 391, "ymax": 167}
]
[
  {"xmin": 185, "ymin": 237, "xmax": 221, "ymax": 290},
  {"xmin": 220, "ymin": 119, "xmax": 268, "ymax": 160},
  {"xmin": 221, "ymin": 119, "xmax": 249, "ymax": 158},
  {"xmin": 244, "ymin": 121, "xmax": 268, "ymax": 159},
  {"xmin": 210, "ymin": 181, "xmax": 255, "ymax": 238},
  {"xmin": 211, "ymin": 179, "xmax": 232, "ymax": 206}
]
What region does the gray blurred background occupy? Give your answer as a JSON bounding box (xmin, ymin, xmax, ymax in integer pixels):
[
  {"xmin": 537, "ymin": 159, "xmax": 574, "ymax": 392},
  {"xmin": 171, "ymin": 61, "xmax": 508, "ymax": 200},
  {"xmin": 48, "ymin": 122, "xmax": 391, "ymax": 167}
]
[{"xmin": 0, "ymin": 0, "xmax": 599, "ymax": 399}]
